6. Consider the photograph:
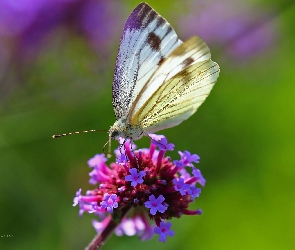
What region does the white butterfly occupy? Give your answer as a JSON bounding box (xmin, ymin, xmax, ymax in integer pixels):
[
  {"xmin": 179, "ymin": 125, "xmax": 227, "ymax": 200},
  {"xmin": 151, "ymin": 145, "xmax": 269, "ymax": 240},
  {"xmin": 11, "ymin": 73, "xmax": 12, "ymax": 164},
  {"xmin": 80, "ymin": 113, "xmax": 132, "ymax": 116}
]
[
  {"xmin": 109, "ymin": 3, "xmax": 220, "ymax": 145},
  {"xmin": 52, "ymin": 3, "xmax": 220, "ymax": 151}
]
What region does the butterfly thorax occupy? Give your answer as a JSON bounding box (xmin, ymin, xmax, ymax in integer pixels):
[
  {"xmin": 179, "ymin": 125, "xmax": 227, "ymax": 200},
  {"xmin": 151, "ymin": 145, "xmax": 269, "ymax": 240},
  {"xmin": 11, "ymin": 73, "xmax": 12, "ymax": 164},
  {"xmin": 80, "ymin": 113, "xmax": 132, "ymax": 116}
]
[{"xmin": 109, "ymin": 118, "xmax": 144, "ymax": 141}]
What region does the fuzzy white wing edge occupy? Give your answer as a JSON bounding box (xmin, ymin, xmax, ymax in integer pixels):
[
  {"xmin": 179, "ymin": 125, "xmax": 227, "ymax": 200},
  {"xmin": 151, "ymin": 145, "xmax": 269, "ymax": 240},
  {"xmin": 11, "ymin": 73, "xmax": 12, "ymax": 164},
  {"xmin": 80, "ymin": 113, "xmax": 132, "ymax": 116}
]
[{"xmin": 112, "ymin": 3, "xmax": 182, "ymax": 120}]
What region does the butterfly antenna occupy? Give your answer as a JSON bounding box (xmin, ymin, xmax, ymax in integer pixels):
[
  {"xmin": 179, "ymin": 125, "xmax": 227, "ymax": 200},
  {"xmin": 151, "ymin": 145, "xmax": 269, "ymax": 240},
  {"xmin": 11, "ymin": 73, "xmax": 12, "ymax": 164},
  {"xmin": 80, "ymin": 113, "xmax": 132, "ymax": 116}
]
[{"xmin": 52, "ymin": 129, "xmax": 108, "ymax": 138}]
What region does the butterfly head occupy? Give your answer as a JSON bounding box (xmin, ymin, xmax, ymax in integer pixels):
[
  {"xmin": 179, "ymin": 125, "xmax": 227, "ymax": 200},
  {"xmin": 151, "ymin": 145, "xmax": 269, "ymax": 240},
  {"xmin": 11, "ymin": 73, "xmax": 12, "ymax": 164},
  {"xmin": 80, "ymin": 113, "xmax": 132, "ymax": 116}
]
[
  {"xmin": 109, "ymin": 118, "xmax": 144, "ymax": 142},
  {"xmin": 109, "ymin": 130, "xmax": 120, "ymax": 140},
  {"xmin": 109, "ymin": 119, "xmax": 126, "ymax": 141}
]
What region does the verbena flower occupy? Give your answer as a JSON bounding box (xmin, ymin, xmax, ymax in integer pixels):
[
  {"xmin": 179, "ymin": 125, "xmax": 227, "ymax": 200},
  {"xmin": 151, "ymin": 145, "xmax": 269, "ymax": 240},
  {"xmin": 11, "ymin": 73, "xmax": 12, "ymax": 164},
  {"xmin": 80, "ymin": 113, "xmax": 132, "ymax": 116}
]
[
  {"xmin": 154, "ymin": 221, "xmax": 175, "ymax": 242},
  {"xmin": 178, "ymin": 0, "xmax": 277, "ymax": 61},
  {"xmin": 0, "ymin": 0, "xmax": 124, "ymax": 100},
  {"xmin": 144, "ymin": 194, "xmax": 168, "ymax": 215},
  {"xmin": 100, "ymin": 193, "xmax": 118, "ymax": 213},
  {"xmin": 73, "ymin": 135, "xmax": 206, "ymax": 246},
  {"xmin": 125, "ymin": 168, "xmax": 146, "ymax": 187},
  {"xmin": 0, "ymin": 0, "xmax": 123, "ymax": 59}
]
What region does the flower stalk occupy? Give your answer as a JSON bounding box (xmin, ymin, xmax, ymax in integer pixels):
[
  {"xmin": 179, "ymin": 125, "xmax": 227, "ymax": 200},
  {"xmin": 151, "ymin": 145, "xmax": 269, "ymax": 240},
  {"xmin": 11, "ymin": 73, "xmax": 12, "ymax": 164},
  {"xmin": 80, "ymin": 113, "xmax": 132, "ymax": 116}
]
[{"xmin": 86, "ymin": 206, "xmax": 132, "ymax": 250}]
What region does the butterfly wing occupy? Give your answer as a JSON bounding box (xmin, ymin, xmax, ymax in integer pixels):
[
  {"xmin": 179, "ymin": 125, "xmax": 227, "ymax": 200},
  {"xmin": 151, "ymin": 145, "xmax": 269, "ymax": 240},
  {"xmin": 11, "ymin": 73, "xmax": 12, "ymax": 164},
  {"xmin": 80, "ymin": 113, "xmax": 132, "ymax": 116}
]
[
  {"xmin": 129, "ymin": 37, "xmax": 220, "ymax": 133},
  {"xmin": 112, "ymin": 3, "xmax": 182, "ymax": 120},
  {"xmin": 127, "ymin": 36, "xmax": 212, "ymax": 120}
]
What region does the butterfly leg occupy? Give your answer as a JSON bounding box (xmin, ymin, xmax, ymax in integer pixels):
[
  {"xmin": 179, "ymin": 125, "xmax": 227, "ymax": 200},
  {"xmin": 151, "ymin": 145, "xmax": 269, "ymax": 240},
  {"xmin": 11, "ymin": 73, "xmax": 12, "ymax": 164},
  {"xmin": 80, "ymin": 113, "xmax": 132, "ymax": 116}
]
[
  {"xmin": 130, "ymin": 140, "xmax": 139, "ymax": 168},
  {"xmin": 119, "ymin": 138, "xmax": 128, "ymax": 155}
]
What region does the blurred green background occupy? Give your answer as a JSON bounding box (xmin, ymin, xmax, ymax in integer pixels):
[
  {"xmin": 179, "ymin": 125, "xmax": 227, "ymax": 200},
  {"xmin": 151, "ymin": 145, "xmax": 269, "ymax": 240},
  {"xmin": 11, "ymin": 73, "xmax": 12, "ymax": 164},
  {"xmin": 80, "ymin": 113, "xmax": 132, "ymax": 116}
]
[{"xmin": 1, "ymin": 0, "xmax": 294, "ymax": 249}]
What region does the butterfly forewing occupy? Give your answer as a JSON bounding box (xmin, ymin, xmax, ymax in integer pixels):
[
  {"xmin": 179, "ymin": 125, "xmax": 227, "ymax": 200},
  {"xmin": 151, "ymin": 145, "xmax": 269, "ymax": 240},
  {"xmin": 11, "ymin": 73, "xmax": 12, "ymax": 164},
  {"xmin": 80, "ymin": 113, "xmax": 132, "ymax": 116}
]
[
  {"xmin": 130, "ymin": 60, "xmax": 220, "ymax": 134},
  {"xmin": 128, "ymin": 36, "xmax": 212, "ymax": 120},
  {"xmin": 112, "ymin": 3, "xmax": 182, "ymax": 120}
]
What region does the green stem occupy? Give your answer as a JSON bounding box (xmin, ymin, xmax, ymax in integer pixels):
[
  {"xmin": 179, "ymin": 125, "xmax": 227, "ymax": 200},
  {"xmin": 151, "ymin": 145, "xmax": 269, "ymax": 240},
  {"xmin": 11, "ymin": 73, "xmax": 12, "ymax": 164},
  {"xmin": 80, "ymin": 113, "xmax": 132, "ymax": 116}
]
[{"xmin": 85, "ymin": 206, "xmax": 132, "ymax": 250}]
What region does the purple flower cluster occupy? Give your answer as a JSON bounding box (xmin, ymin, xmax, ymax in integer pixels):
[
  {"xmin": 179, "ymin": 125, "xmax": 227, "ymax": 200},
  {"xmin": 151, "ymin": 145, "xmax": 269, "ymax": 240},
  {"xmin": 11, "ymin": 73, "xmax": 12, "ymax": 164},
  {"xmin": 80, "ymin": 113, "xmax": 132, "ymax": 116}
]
[
  {"xmin": 0, "ymin": 0, "xmax": 122, "ymax": 59},
  {"xmin": 73, "ymin": 135, "xmax": 205, "ymax": 243},
  {"xmin": 179, "ymin": 0, "xmax": 276, "ymax": 61}
]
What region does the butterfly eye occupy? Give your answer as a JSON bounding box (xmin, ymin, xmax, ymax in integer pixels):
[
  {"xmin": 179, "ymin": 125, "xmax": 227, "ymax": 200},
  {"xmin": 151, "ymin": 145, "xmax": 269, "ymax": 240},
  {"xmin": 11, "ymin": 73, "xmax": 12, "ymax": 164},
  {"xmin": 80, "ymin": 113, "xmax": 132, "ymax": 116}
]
[{"xmin": 111, "ymin": 130, "xmax": 119, "ymax": 139}]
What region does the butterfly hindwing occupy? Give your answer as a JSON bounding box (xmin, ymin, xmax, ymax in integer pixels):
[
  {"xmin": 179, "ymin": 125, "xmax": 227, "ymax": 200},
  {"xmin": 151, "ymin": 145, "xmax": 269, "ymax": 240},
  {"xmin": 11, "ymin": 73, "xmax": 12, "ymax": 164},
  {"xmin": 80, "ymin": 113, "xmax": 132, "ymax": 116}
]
[
  {"xmin": 130, "ymin": 59, "xmax": 220, "ymax": 134},
  {"xmin": 128, "ymin": 36, "xmax": 212, "ymax": 120},
  {"xmin": 112, "ymin": 3, "xmax": 182, "ymax": 120}
]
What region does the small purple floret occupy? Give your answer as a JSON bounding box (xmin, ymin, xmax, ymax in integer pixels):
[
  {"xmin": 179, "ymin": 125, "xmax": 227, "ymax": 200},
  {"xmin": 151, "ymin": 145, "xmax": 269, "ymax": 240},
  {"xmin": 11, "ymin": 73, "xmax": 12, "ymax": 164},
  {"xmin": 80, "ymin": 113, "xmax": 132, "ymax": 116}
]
[
  {"xmin": 153, "ymin": 137, "xmax": 175, "ymax": 151},
  {"xmin": 73, "ymin": 188, "xmax": 82, "ymax": 206},
  {"xmin": 173, "ymin": 160, "xmax": 186, "ymax": 168},
  {"xmin": 154, "ymin": 221, "xmax": 175, "ymax": 242},
  {"xmin": 196, "ymin": 209, "xmax": 202, "ymax": 215},
  {"xmin": 100, "ymin": 193, "xmax": 118, "ymax": 213},
  {"xmin": 189, "ymin": 186, "xmax": 201, "ymax": 200},
  {"xmin": 179, "ymin": 150, "xmax": 200, "ymax": 166},
  {"xmin": 125, "ymin": 168, "xmax": 146, "ymax": 187},
  {"xmin": 192, "ymin": 168, "xmax": 206, "ymax": 186},
  {"xmin": 173, "ymin": 178, "xmax": 190, "ymax": 196},
  {"xmin": 87, "ymin": 154, "xmax": 107, "ymax": 167},
  {"xmin": 144, "ymin": 195, "xmax": 168, "ymax": 215}
]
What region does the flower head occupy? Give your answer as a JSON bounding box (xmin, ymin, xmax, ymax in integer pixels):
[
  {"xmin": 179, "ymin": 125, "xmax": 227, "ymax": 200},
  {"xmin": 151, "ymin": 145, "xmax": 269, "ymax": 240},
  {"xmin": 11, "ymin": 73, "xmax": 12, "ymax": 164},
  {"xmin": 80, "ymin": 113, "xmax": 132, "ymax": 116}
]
[
  {"xmin": 0, "ymin": 0, "xmax": 123, "ymax": 56},
  {"xmin": 73, "ymin": 136, "xmax": 205, "ymax": 243},
  {"xmin": 178, "ymin": 0, "xmax": 276, "ymax": 61}
]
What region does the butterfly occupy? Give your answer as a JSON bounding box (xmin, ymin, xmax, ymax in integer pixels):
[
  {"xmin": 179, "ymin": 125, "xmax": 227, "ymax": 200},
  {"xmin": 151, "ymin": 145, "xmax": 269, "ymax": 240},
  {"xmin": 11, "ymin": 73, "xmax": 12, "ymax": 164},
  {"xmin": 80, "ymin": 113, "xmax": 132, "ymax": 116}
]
[
  {"xmin": 53, "ymin": 3, "xmax": 220, "ymax": 152},
  {"xmin": 108, "ymin": 3, "xmax": 220, "ymax": 144}
]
